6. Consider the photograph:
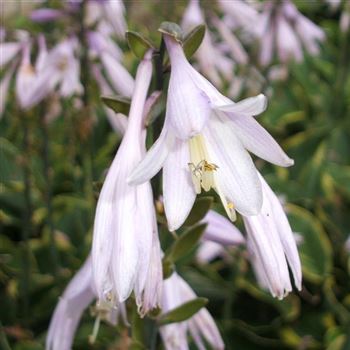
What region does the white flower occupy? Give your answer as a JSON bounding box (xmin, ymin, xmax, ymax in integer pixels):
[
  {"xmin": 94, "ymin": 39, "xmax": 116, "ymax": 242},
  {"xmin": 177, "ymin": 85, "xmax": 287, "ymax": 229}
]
[
  {"xmin": 160, "ymin": 272, "xmax": 224, "ymax": 350},
  {"xmin": 46, "ymin": 256, "xmax": 125, "ymax": 350},
  {"xmin": 181, "ymin": 0, "xmax": 235, "ymax": 87},
  {"xmin": 92, "ymin": 51, "xmax": 162, "ymax": 313},
  {"xmin": 243, "ymin": 174, "xmax": 302, "ymax": 299},
  {"xmin": 258, "ymin": 0, "xmax": 325, "ymax": 66},
  {"xmin": 129, "ymin": 34, "xmax": 293, "ymax": 231}
]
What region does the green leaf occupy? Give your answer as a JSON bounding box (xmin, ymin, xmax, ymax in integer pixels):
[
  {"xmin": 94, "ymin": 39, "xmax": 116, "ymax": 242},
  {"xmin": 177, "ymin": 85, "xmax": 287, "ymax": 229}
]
[
  {"xmin": 183, "ymin": 24, "xmax": 206, "ymax": 59},
  {"xmin": 126, "ymin": 31, "xmax": 155, "ymax": 59},
  {"xmin": 183, "ymin": 196, "xmax": 213, "ymax": 227},
  {"xmin": 162, "ymin": 259, "xmax": 175, "ymax": 279},
  {"xmin": 287, "ymin": 204, "xmax": 332, "ymax": 283},
  {"xmin": 165, "ymin": 223, "xmax": 207, "ymax": 263},
  {"xmin": 143, "ymin": 91, "xmax": 165, "ymax": 126},
  {"xmin": 159, "ymin": 297, "xmax": 208, "ymax": 325},
  {"xmin": 101, "ymin": 95, "xmax": 131, "ymax": 115},
  {"xmin": 159, "ymin": 21, "xmax": 183, "ymax": 42}
]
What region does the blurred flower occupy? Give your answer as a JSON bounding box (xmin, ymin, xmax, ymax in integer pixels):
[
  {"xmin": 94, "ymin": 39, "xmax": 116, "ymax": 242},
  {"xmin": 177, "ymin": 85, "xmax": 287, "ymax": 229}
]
[
  {"xmin": 30, "ymin": 8, "xmax": 63, "ymax": 22},
  {"xmin": 243, "ymin": 174, "xmax": 302, "ymax": 299},
  {"xmin": 160, "ymin": 272, "xmax": 224, "ymax": 350},
  {"xmin": 46, "ymin": 256, "xmax": 125, "ymax": 350},
  {"xmin": 129, "ymin": 34, "xmax": 293, "ymax": 230},
  {"xmin": 92, "ymin": 51, "xmax": 162, "ymax": 314},
  {"xmin": 258, "ymin": 0, "xmax": 325, "ymax": 66},
  {"xmin": 181, "ymin": 0, "xmax": 235, "ymax": 87}
]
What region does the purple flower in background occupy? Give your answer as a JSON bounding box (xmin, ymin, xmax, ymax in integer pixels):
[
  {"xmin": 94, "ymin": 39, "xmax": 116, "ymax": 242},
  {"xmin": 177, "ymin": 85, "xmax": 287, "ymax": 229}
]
[
  {"xmin": 258, "ymin": 0, "xmax": 325, "ymax": 66},
  {"xmin": 160, "ymin": 272, "xmax": 224, "ymax": 350},
  {"xmin": 30, "ymin": 8, "xmax": 63, "ymax": 23},
  {"xmin": 181, "ymin": 0, "xmax": 235, "ymax": 87},
  {"xmin": 129, "ymin": 34, "xmax": 293, "ymax": 230},
  {"xmin": 92, "ymin": 51, "xmax": 162, "ymax": 314}
]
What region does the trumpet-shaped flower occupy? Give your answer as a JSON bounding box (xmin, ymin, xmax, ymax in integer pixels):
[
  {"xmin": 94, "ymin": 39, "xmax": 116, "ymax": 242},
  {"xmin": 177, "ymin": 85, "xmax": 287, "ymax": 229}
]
[
  {"xmin": 46, "ymin": 256, "xmax": 125, "ymax": 350},
  {"xmin": 181, "ymin": 0, "xmax": 235, "ymax": 87},
  {"xmin": 160, "ymin": 272, "xmax": 224, "ymax": 350},
  {"xmin": 92, "ymin": 50, "xmax": 162, "ymax": 313},
  {"xmin": 243, "ymin": 174, "xmax": 302, "ymax": 299},
  {"xmin": 129, "ymin": 34, "xmax": 293, "ymax": 231},
  {"xmin": 258, "ymin": 0, "xmax": 325, "ymax": 66}
]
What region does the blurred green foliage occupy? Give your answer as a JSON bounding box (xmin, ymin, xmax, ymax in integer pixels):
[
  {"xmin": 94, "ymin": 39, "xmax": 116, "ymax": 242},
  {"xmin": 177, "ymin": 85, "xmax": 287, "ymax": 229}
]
[{"xmin": 1, "ymin": 1, "xmax": 350, "ymax": 349}]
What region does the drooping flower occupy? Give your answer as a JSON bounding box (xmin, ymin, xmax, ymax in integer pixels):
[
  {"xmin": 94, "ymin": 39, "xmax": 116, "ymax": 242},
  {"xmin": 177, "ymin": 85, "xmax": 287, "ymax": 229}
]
[
  {"xmin": 46, "ymin": 256, "xmax": 126, "ymax": 350},
  {"xmin": 195, "ymin": 195, "xmax": 302, "ymax": 300},
  {"xmin": 181, "ymin": 0, "xmax": 235, "ymax": 87},
  {"xmin": 160, "ymin": 272, "xmax": 224, "ymax": 350},
  {"xmin": 243, "ymin": 174, "xmax": 302, "ymax": 299},
  {"xmin": 258, "ymin": 0, "xmax": 325, "ymax": 66},
  {"xmin": 92, "ymin": 50, "xmax": 162, "ymax": 314},
  {"xmin": 129, "ymin": 32, "xmax": 293, "ymax": 231}
]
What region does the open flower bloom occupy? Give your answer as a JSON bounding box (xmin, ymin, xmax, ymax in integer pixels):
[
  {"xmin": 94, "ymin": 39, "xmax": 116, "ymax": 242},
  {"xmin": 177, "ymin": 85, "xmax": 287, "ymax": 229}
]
[
  {"xmin": 129, "ymin": 33, "xmax": 293, "ymax": 231},
  {"xmin": 160, "ymin": 272, "xmax": 224, "ymax": 350},
  {"xmin": 243, "ymin": 174, "xmax": 302, "ymax": 299},
  {"xmin": 258, "ymin": 0, "xmax": 325, "ymax": 66},
  {"xmin": 92, "ymin": 50, "xmax": 162, "ymax": 314},
  {"xmin": 46, "ymin": 256, "xmax": 126, "ymax": 350}
]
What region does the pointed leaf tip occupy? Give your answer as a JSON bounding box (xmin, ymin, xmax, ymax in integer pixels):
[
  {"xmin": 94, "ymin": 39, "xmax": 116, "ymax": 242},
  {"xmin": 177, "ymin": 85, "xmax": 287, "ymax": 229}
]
[{"xmin": 159, "ymin": 297, "xmax": 208, "ymax": 325}]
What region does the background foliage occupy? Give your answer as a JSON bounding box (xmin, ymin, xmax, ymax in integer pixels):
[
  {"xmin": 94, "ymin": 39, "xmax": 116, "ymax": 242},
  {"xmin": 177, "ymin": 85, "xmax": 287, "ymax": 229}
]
[{"xmin": 1, "ymin": 1, "xmax": 350, "ymax": 349}]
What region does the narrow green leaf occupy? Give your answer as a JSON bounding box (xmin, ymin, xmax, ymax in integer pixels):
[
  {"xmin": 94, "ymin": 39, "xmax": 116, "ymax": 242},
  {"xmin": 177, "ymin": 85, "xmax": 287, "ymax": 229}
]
[
  {"xmin": 183, "ymin": 24, "xmax": 206, "ymax": 59},
  {"xmin": 126, "ymin": 31, "xmax": 155, "ymax": 59},
  {"xmin": 183, "ymin": 196, "xmax": 213, "ymax": 227},
  {"xmin": 166, "ymin": 223, "xmax": 207, "ymax": 263},
  {"xmin": 162, "ymin": 259, "xmax": 175, "ymax": 279},
  {"xmin": 101, "ymin": 95, "xmax": 131, "ymax": 115},
  {"xmin": 159, "ymin": 297, "xmax": 208, "ymax": 325},
  {"xmin": 159, "ymin": 21, "xmax": 183, "ymax": 42}
]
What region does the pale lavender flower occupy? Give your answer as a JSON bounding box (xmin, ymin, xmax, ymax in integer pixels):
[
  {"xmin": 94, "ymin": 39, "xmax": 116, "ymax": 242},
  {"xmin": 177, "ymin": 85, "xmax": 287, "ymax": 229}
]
[
  {"xmin": 28, "ymin": 37, "xmax": 83, "ymax": 107},
  {"xmin": 15, "ymin": 43, "xmax": 37, "ymax": 109},
  {"xmin": 197, "ymin": 210, "xmax": 244, "ymax": 263},
  {"xmin": 181, "ymin": 0, "xmax": 235, "ymax": 87},
  {"xmin": 92, "ymin": 51, "xmax": 162, "ymax": 314},
  {"xmin": 0, "ymin": 41, "xmax": 21, "ymax": 67},
  {"xmin": 160, "ymin": 272, "xmax": 224, "ymax": 350},
  {"xmin": 258, "ymin": 0, "xmax": 325, "ymax": 66},
  {"xmin": 243, "ymin": 174, "xmax": 302, "ymax": 299},
  {"xmin": 30, "ymin": 8, "xmax": 63, "ymax": 22},
  {"xmin": 46, "ymin": 256, "xmax": 123, "ymax": 350},
  {"xmin": 217, "ymin": 0, "xmax": 260, "ymax": 35},
  {"xmin": 88, "ymin": 30, "xmax": 134, "ymax": 97},
  {"xmin": 129, "ymin": 34, "xmax": 293, "ymax": 231}
]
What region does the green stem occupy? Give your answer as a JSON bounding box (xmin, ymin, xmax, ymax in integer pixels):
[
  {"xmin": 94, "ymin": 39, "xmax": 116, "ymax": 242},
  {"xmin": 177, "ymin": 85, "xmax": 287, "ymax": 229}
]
[
  {"xmin": 132, "ymin": 305, "xmax": 144, "ymax": 345},
  {"xmin": 21, "ymin": 112, "xmax": 32, "ymax": 325},
  {"xmin": 41, "ymin": 109, "xmax": 59, "ymax": 277}
]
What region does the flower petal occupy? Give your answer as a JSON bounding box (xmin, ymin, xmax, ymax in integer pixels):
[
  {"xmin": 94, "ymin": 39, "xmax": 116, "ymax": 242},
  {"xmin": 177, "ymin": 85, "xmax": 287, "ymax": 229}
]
[
  {"xmin": 215, "ymin": 94, "xmax": 267, "ymax": 116},
  {"xmin": 0, "ymin": 42, "xmax": 20, "ymax": 67},
  {"xmin": 260, "ymin": 175, "xmax": 302, "ymax": 290},
  {"xmin": 163, "ymin": 138, "xmax": 196, "ymax": 231},
  {"xmin": 127, "ymin": 127, "xmax": 175, "ymax": 185},
  {"xmin": 228, "ymin": 114, "xmax": 294, "ymax": 167},
  {"xmin": 202, "ymin": 210, "xmax": 245, "ymax": 245},
  {"xmin": 204, "ymin": 115, "xmax": 262, "ymax": 216}
]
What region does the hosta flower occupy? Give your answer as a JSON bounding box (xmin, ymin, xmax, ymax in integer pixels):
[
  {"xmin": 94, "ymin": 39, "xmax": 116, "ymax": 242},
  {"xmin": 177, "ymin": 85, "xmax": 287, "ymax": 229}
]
[
  {"xmin": 92, "ymin": 51, "xmax": 162, "ymax": 314},
  {"xmin": 197, "ymin": 209, "xmax": 244, "ymax": 263},
  {"xmin": 46, "ymin": 256, "xmax": 126, "ymax": 350},
  {"xmin": 258, "ymin": 0, "xmax": 325, "ymax": 66},
  {"xmin": 129, "ymin": 33, "xmax": 293, "ymax": 231},
  {"xmin": 243, "ymin": 174, "xmax": 302, "ymax": 299},
  {"xmin": 196, "ymin": 195, "xmax": 301, "ymax": 300},
  {"xmin": 160, "ymin": 272, "xmax": 224, "ymax": 350},
  {"xmin": 181, "ymin": 0, "xmax": 235, "ymax": 87}
]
